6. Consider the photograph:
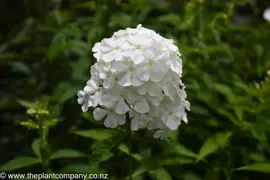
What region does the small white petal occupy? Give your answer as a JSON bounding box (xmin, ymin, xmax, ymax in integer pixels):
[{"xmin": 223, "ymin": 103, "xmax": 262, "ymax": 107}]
[
  {"xmin": 150, "ymin": 63, "xmax": 168, "ymax": 82},
  {"xmin": 111, "ymin": 62, "xmax": 128, "ymax": 74},
  {"xmin": 131, "ymin": 50, "xmax": 145, "ymax": 64},
  {"xmin": 92, "ymin": 42, "xmax": 101, "ymax": 52},
  {"xmin": 128, "ymin": 35, "xmax": 153, "ymax": 46},
  {"xmin": 102, "ymin": 50, "xmax": 118, "ymax": 62},
  {"xmin": 103, "ymin": 76, "xmax": 114, "ymax": 89},
  {"xmin": 168, "ymin": 43, "xmax": 178, "ymax": 52},
  {"xmin": 153, "ymin": 129, "xmax": 171, "ymax": 139},
  {"xmin": 118, "ymin": 72, "xmax": 132, "ymax": 87},
  {"xmin": 178, "ymin": 89, "xmax": 187, "ymax": 99},
  {"xmin": 90, "ymin": 92, "xmax": 101, "ymax": 107},
  {"xmin": 138, "ymin": 70, "xmax": 150, "ymax": 82},
  {"xmin": 85, "ymin": 80, "xmax": 98, "ymax": 94},
  {"xmin": 137, "ymin": 85, "xmax": 147, "ymax": 95},
  {"xmin": 104, "ymin": 113, "xmax": 118, "ymax": 128},
  {"xmin": 81, "ymin": 98, "xmax": 92, "ymax": 112},
  {"xmin": 93, "ymin": 108, "xmax": 108, "ymax": 120},
  {"xmin": 77, "ymin": 97, "xmax": 85, "ymax": 104},
  {"xmin": 132, "ymin": 77, "xmax": 144, "ymax": 86},
  {"xmin": 148, "ymin": 83, "xmax": 163, "ymax": 97},
  {"xmin": 147, "ymin": 96, "xmax": 162, "ymax": 106},
  {"xmin": 129, "ymin": 109, "xmax": 136, "ymax": 118},
  {"xmin": 116, "ymin": 114, "xmax": 126, "ymax": 125},
  {"xmin": 170, "ymin": 59, "xmax": 182, "ymax": 74},
  {"xmin": 131, "ymin": 115, "xmax": 140, "ymax": 131},
  {"xmin": 183, "ymin": 100, "xmax": 190, "ymax": 111},
  {"xmin": 103, "ymin": 38, "xmax": 115, "ymax": 48},
  {"xmin": 77, "ymin": 90, "xmax": 85, "ymax": 97},
  {"xmin": 100, "ymin": 98, "xmax": 116, "ymax": 108},
  {"xmin": 165, "ymin": 115, "xmax": 180, "ymax": 130},
  {"xmin": 134, "ymin": 98, "xmax": 149, "ymax": 113},
  {"xmin": 115, "ymin": 98, "xmax": 129, "ymax": 114},
  {"xmin": 182, "ymin": 112, "xmax": 188, "ymax": 124}
]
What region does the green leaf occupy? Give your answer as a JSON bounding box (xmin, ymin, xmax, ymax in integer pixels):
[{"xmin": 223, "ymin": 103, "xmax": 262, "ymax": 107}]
[
  {"xmin": 109, "ymin": 13, "xmax": 132, "ymax": 28},
  {"xmin": 20, "ymin": 120, "xmax": 39, "ymax": 129},
  {"xmin": 50, "ymin": 149, "xmax": 87, "ymax": 160},
  {"xmin": 53, "ymin": 82, "xmax": 78, "ymax": 104},
  {"xmin": 118, "ymin": 143, "xmax": 130, "ymax": 154},
  {"xmin": 132, "ymin": 154, "xmax": 143, "ymax": 163},
  {"xmin": 132, "ymin": 166, "xmax": 147, "ymax": 178},
  {"xmin": 158, "ymin": 14, "xmax": 182, "ymax": 27},
  {"xmin": 45, "ymin": 118, "xmax": 60, "ymax": 127},
  {"xmin": 17, "ymin": 99, "xmax": 35, "ymax": 108},
  {"xmin": 249, "ymin": 153, "xmax": 266, "ymax": 162},
  {"xmin": 31, "ymin": 139, "xmax": 41, "ymax": 158},
  {"xmin": 165, "ymin": 141, "xmax": 197, "ymax": 159},
  {"xmin": 72, "ymin": 129, "xmax": 114, "ymax": 140},
  {"xmin": 161, "ymin": 156, "xmax": 194, "ymax": 166},
  {"xmin": 74, "ymin": 1, "xmax": 96, "ymax": 9},
  {"xmin": 149, "ymin": 168, "xmax": 173, "ymax": 180},
  {"xmin": 118, "ymin": 143, "xmax": 143, "ymax": 162},
  {"xmin": 235, "ymin": 163, "xmax": 270, "ymax": 173},
  {"xmin": 173, "ymin": 144, "xmax": 198, "ymax": 159},
  {"xmin": 59, "ymin": 163, "xmax": 92, "ymax": 173},
  {"xmin": 0, "ymin": 157, "xmax": 41, "ymax": 171},
  {"xmin": 67, "ymin": 40, "xmax": 89, "ymax": 55},
  {"xmin": 215, "ymin": 84, "xmax": 236, "ymax": 103},
  {"xmin": 197, "ymin": 132, "xmax": 232, "ymax": 161},
  {"xmin": 10, "ymin": 61, "xmax": 31, "ymax": 75}
]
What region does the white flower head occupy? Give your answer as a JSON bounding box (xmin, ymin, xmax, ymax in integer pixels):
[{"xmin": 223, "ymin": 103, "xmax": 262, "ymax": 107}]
[
  {"xmin": 77, "ymin": 24, "xmax": 190, "ymax": 139},
  {"xmin": 263, "ymin": 8, "xmax": 270, "ymax": 22}
]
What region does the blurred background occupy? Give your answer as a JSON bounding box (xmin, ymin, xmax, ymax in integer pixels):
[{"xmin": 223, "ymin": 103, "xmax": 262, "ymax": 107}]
[{"xmin": 0, "ymin": 0, "xmax": 270, "ymax": 179}]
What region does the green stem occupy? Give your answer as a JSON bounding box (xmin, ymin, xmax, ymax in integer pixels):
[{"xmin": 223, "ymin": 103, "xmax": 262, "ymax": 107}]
[
  {"xmin": 38, "ymin": 117, "xmax": 51, "ymax": 173},
  {"xmin": 127, "ymin": 120, "xmax": 133, "ymax": 180}
]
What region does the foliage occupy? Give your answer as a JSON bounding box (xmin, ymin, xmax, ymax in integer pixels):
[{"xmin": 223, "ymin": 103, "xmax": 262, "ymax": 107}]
[{"xmin": 0, "ymin": 0, "xmax": 270, "ymax": 179}]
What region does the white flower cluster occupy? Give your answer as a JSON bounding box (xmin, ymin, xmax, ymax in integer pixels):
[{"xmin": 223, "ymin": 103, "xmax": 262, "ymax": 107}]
[{"xmin": 77, "ymin": 24, "xmax": 190, "ymax": 139}]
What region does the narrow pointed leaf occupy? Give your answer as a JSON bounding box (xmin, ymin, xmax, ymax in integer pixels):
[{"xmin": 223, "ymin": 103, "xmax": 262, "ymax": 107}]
[
  {"xmin": 50, "ymin": 149, "xmax": 87, "ymax": 159},
  {"xmin": 0, "ymin": 157, "xmax": 41, "ymax": 171},
  {"xmin": 235, "ymin": 163, "xmax": 270, "ymax": 173}
]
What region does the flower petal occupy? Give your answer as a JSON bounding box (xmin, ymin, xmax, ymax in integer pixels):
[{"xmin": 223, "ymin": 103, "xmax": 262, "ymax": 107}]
[
  {"xmin": 116, "ymin": 114, "xmax": 126, "ymax": 125},
  {"xmin": 103, "ymin": 76, "xmax": 114, "ymax": 89},
  {"xmin": 128, "ymin": 35, "xmax": 153, "ymax": 46},
  {"xmin": 131, "ymin": 50, "xmax": 145, "ymax": 64},
  {"xmin": 150, "ymin": 63, "xmax": 168, "ymax": 82},
  {"xmin": 118, "ymin": 72, "xmax": 132, "ymax": 87},
  {"xmin": 167, "ymin": 43, "xmax": 178, "ymax": 52},
  {"xmin": 134, "ymin": 98, "xmax": 149, "ymax": 113},
  {"xmin": 132, "ymin": 77, "xmax": 144, "ymax": 86},
  {"xmin": 153, "ymin": 129, "xmax": 171, "ymax": 139},
  {"xmin": 131, "ymin": 115, "xmax": 140, "ymax": 131},
  {"xmin": 115, "ymin": 98, "xmax": 129, "ymax": 114},
  {"xmin": 111, "ymin": 62, "xmax": 128, "ymax": 74},
  {"xmin": 165, "ymin": 115, "xmax": 179, "ymax": 130},
  {"xmin": 77, "ymin": 97, "xmax": 85, "ymax": 104},
  {"xmin": 77, "ymin": 90, "xmax": 85, "ymax": 97},
  {"xmin": 182, "ymin": 112, "xmax": 188, "ymax": 124},
  {"xmin": 148, "ymin": 82, "xmax": 163, "ymax": 97},
  {"xmin": 81, "ymin": 98, "xmax": 92, "ymax": 112},
  {"xmin": 93, "ymin": 108, "xmax": 108, "ymax": 120},
  {"xmin": 102, "ymin": 50, "xmax": 118, "ymax": 62},
  {"xmin": 92, "ymin": 42, "xmax": 101, "ymax": 52},
  {"xmin": 104, "ymin": 113, "xmax": 118, "ymax": 128},
  {"xmin": 138, "ymin": 69, "xmax": 150, "ymax": 82}
]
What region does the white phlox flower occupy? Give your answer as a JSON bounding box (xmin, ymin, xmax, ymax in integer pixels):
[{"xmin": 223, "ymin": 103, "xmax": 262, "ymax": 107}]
[{"xmin": 77, "ymin": 24, "xmax": 190, "ymax": 139}]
